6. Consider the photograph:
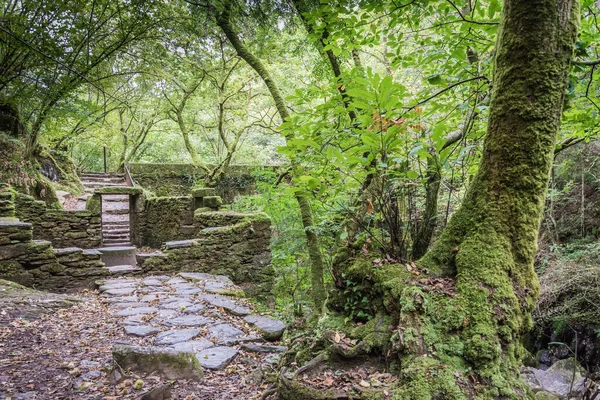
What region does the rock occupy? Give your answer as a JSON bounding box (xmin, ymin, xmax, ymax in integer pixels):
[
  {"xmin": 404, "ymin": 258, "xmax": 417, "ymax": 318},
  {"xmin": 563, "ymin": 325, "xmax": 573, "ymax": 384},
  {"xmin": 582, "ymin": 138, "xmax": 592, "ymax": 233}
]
[
  {"xmin": 142, "ymin": 278, "xmax": 164, "ymax": 286},
  {"xmin": 243, "ymin": 315, "xmax": 286, "ymax": 341},
  {"xmin": 112, "ymin": 344, "xmax": 202, "ymax": 381},
  {"xmin": 175, "ymin": 287, "xmax": 202, "ymax": 295},
  {"xmin": 115, "ymin": 307, "xmax": 157, "ymax": 317},
  {"xmin": 79, "ymin": 360, "xmax": 100, "ymax": 368},
  {"xmin": 166, "ymin": 277, "xmax": 187, "ymax": 285},
  {"xmin": 110, "ymin": 302, "xmax": 149, "ymax": 309},
  {"xmin": 156, "ymin": 309, "xmax": 178, "ymax": 319},
  {"xmin": 161, "ymin": 300, "xmax": 194, "ymax": 310},
  {"xmin": 163, "ymin": 316, "xmax": 213, "ymax": 327},
  {"xmin": 522, "ymin": 366, "xmax": 577, "ymax": 397},
  {"xmin": 548, "ymin": 357, "xmax": 586, "ymax": 381},
  {"xmin": 103, "ymin": 296, "xmax": 140, "ymax": 304},
  {"xmin": 208, "ymin": 323, "xmax": 244, "ymax": 340},
  {"xmin": 535, "ymin": 391, "xmax": 560, "ymax": 400},
  {"xmin": 121, "ymin": 314, "xmax": 152, "ymax": 326},
  {"xmin": 155, "ymin": 328, "xmax": 201, "ymax": 345},
  {"xmin": 102, "ymin": 287, "xmax": 136, "ymax": 296},
  {"xmin": 140, "ymin": 293, "xmax": 170, "ymax": 302},
  {"xmin": 99, "ymin": 281, "xmax": 137, "ymax": 291},
  {"xmin": 200, "ymin": 294, "xmax": 250, "ymax": 316},
  {"xmin": 124, "ymin": 325, "xmax": 161, "ymax": 337},
  {"xmin": 182, "ymin": 304, "xmax": 205, "ymax": 314},
  {"xmin": 81, "ymin": 370, "xmax": 101, "ymax": 381},
  {"xmin": 170, "ymin": 339, "xmax": 214, "ymax": 353},
  {"xmin": 240, "ymin": 344, "xmax": 288, "ymax": 353},
  {"xmin": 139, "ymin": 383, "xmax": 172, "ymax": 400},
  {"xmin": 196, "ymin": 346, "xmax": 238, "ymax": 370}
]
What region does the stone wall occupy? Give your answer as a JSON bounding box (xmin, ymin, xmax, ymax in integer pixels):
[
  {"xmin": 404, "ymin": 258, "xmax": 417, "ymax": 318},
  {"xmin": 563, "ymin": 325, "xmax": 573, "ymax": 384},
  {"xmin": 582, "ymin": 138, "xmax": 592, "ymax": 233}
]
[
  {"xmin": 136, "ymin": 196, "xmax": 195, "ymax": 248},
  {"xmin": 15, "ymin": 193, "xmax": 101, "ymax": 249},
  {"xmin": 139, "ymin": 211, "xmax": 274, "ymax": 299},
  {"xmin": 127, "ymin": 163, "xmax": 279, "ymax": 201},
  {"xmin": 0, "ymin": 186, "xmax": 108, "ymax": 292}
]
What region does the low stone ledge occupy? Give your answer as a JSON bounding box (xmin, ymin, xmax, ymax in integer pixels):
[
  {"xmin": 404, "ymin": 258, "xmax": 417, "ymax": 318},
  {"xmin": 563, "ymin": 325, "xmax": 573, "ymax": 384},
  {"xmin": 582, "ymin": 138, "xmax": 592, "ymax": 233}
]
[
  {"xmin": 94, "ymin": 186, "xmax": 143, "ymax": 195},
  {"xmin": 163, "ymin": 239, "xmax": 198, "ymax": 250}
]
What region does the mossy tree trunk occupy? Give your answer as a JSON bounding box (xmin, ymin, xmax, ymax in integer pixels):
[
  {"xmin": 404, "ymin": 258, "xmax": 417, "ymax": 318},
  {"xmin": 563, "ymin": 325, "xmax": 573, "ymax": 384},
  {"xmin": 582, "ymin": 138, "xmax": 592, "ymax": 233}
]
[
  {"xmin": 408, "ymin": 0, "xmax": 579, "ymax": 395},
  {"xmin": 282, "ymin": 0, "xmax": 580, "ymax": 398},
  {"xmin": 213, "ymin": 1, "xmax": 327, "ymax": 313}
]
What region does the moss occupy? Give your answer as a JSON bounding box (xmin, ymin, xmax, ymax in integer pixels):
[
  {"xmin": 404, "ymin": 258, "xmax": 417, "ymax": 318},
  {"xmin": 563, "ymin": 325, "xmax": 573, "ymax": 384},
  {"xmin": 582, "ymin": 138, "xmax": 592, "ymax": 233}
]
[{"xmin": 94, "ymin": 186, "xmax": 143, "ymax": 195}]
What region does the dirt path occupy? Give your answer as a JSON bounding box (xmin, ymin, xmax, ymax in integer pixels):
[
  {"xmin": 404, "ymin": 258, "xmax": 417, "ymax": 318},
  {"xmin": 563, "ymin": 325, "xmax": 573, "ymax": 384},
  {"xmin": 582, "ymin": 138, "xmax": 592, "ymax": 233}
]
[{"xmin": 0, "ymin": 277, "xmax": 281, "ymax": 399}]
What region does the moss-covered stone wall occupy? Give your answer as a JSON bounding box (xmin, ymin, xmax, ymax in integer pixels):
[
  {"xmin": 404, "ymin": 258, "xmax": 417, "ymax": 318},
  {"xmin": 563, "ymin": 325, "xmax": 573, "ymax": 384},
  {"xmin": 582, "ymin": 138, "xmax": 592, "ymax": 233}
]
[
  {"xmin": 127, "ymin": 163, "xmax": 278, "ymax": 201},
  {"xmin": 140, "ymin": 211, "xmax": 274, "ymax": 299},
  {"xmin": 14, "ymin": 193, "xmax": 101, "ymax": 249},
  {"xmin": 134, "ymin": 196, "xmax": 195, "ymax": 248},
  {"xmin": 0, "ymin": 187, "xmax": 108, "ymax": 292}
]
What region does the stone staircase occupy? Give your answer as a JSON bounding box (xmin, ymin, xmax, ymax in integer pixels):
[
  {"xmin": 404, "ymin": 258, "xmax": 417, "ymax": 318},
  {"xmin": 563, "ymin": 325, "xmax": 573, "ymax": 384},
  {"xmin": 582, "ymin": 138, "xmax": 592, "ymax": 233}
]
[
  {"xmin": 79, "ymin": 172, "xmax": 127, "ymax": 192},
  {"xmin": 79, "ymin": 172, "xmax": 132, "ymax": 247}
]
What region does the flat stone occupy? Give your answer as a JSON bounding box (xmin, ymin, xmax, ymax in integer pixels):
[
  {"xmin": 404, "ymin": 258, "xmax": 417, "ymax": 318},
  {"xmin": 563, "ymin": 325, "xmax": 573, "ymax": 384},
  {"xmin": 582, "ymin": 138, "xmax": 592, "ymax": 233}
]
[
  {"xmin": 140, "ymin": 293, "xmax": 170, "ymax": 302},
  {"xmin": 166, "ymin": 277, "xmax": 187, "ymax": 285},
  {"xmin": 164, "ymin": 239, "xmax": 197, "ymax": 249},
  {"xmin": 162, "ymin": 301, "xmax": 194, "ymax": 310},
  {"xmin": 100, "ymin": 282, "xmax": 137, "ymax": 291},
  {"xmin": 124, "ymin": 325, "xmax": 161, "ymax": 337},
  {"xmin": 200, "ymin": 294, "xmax": 250, "ymax": 316},
  {"xmin": 163, "ymin": 316, "xmax": 213, "ymax": 328},
  {"xmin": 244, "ymin": 315, "xmax": 286, "ymax": 341},
  {"xmin": 182, "ymin": 304, "xmax": 206, "ymax": 314},
  {"xmin": 121, "ymin": 315, "xmax": 153, "ymax": 326},
  {"xmin": 196, "ymin": 346, "xmax": 238, "ymax": 370},
  {"xmin": 103, "ymin": 279, "xmax": 137, "ymax": 286},
  {"xmin": 155, "ymin": 329, "xmax": 201, "ymax": 345},
  {"xmin": 208, "ymin": 323, "xmax": 244, "ymax": 340},
  {"xmin": 180, "ymin": 272, "xmax": 232, "ymax": 284},
  {"xmin": 102, "ymin": 287, "xmax": 136, "ymax": 296},
  {"xmin": 115, "ymin": 307, "xmax": 157, "ymax": 317},
  {"xmin": 103, "ymin": 296, "xmax": 140, "ymax": 304},
  {"xmin": 146, "ymin": 275, "xmax": 170, "ymax": 281},
  {"xmin": 107, "ymin": 265, "xmax": 140, "ymax": 274},
  {"xmin": 204, "ymin": 281, "xmax": 243, "ymax": 296},
  {"xmin": 175, "ymin": 288, "xmax": 202, "ymax": 295},
  {"xmin": 170, "ymin": 339, "xmax": 214, "ymax": 353},
  {"xmin": 142, "ymin": 278, "xmax": 164, "ymax": 287},
  {"xmin": 112, "ymin": 344, "xmax": 203, "ymax": 380},
  {"xmin": 156, "ymin": 309, "xmax": 178, "ymax": 319},
  {"xmin": 240, "ymin": 344, "xmax": 288, "ymax": 353},
  {"xmin": 53, "ymin": 247, "xmax": 82, "ymax": 255},
  {"xmin": 110, "ymin": 302, "xmax": 149, "ymax": 309}
]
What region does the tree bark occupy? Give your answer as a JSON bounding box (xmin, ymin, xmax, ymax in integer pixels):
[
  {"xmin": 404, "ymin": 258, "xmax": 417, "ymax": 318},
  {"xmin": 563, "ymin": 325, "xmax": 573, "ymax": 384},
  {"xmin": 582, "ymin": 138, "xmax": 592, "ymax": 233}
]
[{"xmin": 214, "ymin": 1, "xmax": 327, "ymax": 313}]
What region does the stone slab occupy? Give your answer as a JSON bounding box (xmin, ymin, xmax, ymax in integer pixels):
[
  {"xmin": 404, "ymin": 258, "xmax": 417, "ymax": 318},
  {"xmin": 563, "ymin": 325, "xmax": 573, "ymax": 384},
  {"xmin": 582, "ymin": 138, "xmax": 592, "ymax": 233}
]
[
  {"xmin": 196, "ymin": 346, "xmax": 238, "ymax": 370},
  {"xmin": 112, "ymin": 344, "xmax": 202, "ymax": 380},
  {"xmin": 155, "ymin": 329, "xmax": 201, "ymax": 345},
  {"xmin": 124, "ymin": 325, "xmax": 161, "ymax": 337},
  {"xmin": 244, "ymin": 315, "xmax": 286, "ymax": 341}
]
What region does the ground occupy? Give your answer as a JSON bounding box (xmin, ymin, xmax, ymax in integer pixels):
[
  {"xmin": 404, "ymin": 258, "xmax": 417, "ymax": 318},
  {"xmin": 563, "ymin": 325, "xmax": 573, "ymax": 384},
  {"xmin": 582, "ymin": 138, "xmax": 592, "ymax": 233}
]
[{"xmin": 0, "ymin": 278, "xmax": 281, "ymax": 400}]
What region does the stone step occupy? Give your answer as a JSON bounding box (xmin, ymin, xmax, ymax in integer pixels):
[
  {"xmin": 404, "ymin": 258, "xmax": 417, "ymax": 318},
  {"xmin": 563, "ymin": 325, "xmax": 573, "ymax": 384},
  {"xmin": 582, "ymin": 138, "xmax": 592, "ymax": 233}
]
[
  {"xmin": 97, "ymin": 246, "xmax": 137, "ymax": 266},
  {"xmin": 104, "ymin": 208, "xmax": 129, "ymax": 215},
  {"xmin": 102, "ymin": 233, "xmax": 129, "ymax": 241},
  {"xmin": 102, "ymin": 241, "xmax": 132, "ymax": 247},
  {"xmin": 84, "ymin": 181, "xmax": 127, "ymax": 188},
  {"xmin": 105, "ymin": 265, "xmax": 141, "ymax": 276},
  {"xmin": 102, "ymin": 229, "xmax": 130, "ymax": 235}
]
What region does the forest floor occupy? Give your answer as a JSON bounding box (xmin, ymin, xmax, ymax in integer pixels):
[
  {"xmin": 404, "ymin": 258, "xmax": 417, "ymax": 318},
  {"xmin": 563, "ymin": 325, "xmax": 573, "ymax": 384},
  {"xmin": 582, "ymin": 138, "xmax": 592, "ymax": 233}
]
[{"xmin": 0, "ymin": 279, "xmax": 278, "ymax": 400}]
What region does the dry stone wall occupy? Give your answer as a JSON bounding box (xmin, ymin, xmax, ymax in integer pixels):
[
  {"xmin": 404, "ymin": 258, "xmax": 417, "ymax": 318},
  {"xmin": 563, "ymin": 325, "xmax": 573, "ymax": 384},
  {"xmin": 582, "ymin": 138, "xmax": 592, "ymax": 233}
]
[
  {"xmin": 15, "ymin": 193, "xmax": 101, "ymax": 248},
  {"xmin": 139, "ymin": 211, "xmax": 273, "ymax": 299}
]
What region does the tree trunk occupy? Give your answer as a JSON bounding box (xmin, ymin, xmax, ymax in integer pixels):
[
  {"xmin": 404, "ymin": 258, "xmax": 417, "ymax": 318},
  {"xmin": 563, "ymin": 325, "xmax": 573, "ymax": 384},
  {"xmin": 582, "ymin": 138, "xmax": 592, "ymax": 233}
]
[
  {"xmin": 409, "ymin": 0, "xmax": 579, "ymax": 394},
  {"xmin": 281, "ymin": 0, "xmax": 580, "ymax": 397},
  {"xmin": 214, "ymin": 1, "xmax": 327, "ymax": 313}
]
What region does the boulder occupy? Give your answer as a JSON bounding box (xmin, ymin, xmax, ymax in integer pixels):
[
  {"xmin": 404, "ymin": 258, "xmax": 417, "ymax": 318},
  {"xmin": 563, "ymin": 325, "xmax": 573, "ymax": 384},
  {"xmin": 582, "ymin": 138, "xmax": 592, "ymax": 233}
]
[{"xmin": 112, "ymin": 344, "xmax": 203, "ymax": 380}]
